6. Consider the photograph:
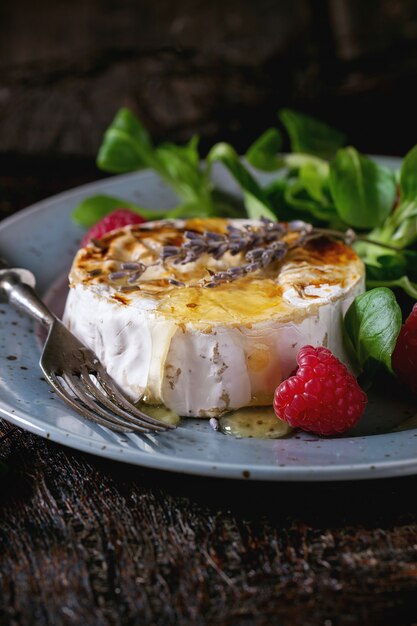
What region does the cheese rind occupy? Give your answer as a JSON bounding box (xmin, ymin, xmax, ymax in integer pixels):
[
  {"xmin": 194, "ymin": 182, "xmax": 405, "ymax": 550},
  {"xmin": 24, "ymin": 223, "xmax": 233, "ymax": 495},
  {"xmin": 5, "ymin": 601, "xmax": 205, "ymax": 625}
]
[{"xmin": 63, "ymin": 219, "xmax": 365, "ymax": 417}]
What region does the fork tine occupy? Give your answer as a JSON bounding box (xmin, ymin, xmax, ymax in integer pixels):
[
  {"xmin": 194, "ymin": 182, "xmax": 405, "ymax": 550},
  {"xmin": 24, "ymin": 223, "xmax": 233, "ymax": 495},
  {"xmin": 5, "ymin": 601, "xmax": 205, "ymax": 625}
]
[
  {"xmin": 1, "ymin": 267, "xmax": 175, "ymax": 435},
  {"xmin": 79, "ymin": 369, "xmax": 167, "ymax": 432},
  {"xmin": 45, "ymin": 372, "xmax": 134, "ymax": 434},
  {"xmin": 94, "ymin": 364, "xmax": 176, "ymax": 430},
  {"xmin": 62, "ymin": 373, "xmax": 151, "ymax": 434}
]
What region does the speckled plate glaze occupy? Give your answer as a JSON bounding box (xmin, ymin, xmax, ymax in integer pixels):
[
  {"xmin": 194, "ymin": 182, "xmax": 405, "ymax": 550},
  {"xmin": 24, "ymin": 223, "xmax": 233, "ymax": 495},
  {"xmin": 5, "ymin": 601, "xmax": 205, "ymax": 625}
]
[{"xmin": 2, "ymin": 158, "xmax": 417, "ymax": 481}]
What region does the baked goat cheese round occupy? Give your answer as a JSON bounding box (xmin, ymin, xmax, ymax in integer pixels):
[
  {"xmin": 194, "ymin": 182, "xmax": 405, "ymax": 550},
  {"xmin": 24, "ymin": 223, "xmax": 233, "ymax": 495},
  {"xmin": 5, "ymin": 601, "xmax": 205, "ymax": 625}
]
[{"xmin": 63, "ymin": 218, "xmax": 365, "ymax": 417}]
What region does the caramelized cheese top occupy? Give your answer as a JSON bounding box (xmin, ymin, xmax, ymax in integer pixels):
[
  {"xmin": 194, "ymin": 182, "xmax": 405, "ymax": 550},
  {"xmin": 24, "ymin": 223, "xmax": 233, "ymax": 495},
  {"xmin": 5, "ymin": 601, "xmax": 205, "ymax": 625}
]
[{"xmin": 69, "ymin": 219, "xmax": 364, "ymax": 324}]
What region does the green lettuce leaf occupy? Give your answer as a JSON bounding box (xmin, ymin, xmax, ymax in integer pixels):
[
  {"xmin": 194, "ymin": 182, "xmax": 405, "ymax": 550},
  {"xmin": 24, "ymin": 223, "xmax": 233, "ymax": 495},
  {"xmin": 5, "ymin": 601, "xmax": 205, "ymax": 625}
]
[
  {"xmin": 208, "ymin": 143, "xmax": 276, "ymax": 220},
  {"xmin": 344, "ymin": 288, "xmax": 402, "ymax": 373},
  {"xmin": 279, "ymin": 109, "xmax": 346, "ymax": 159},
  {"xmin": 329, "ymin": 147, "xmax": 396, "ymax": 229}
]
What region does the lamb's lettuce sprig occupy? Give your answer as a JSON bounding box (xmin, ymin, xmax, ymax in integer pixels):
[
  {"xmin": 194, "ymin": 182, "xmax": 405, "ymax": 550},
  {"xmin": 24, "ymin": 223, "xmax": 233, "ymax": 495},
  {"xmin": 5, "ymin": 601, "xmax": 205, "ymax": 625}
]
[
  {"xmin": 72, "ymin": 107, "xmax": 417, "ymax": 301},
  {"xmin": 245, "ymin": 111, "xmax": 417, "ymax": 299},
  {"xmin": 73, "ymin": 108, "xmax": 273, "ymax": 227},
  {"xmin": 207, "ymin": 143, "xmax": 276, "ymax": 220},
  {"xmin": 369, "ymin": 145, "xmax": 417, "ymax": 249},
  {"xmin": 245, "ymin": 108, "xmax": 345, "ymax": 172},
  {"xmin": 245, "ymin": 128, "xmax": 283, "ymax": 171},
  {"xmin": 95, "ymin": 108, "xmax": 215, "ymax": 220},
  {"xmin": 279, "ymin": 108, "xmax": 346, "ymax": 160},
  {"xmin": 353, "ymin": 241, "xmax": 417, "ymax": 299},
  {"xmin": 329, "ymin": 147, "xmax": 397, "ymax": 229}
]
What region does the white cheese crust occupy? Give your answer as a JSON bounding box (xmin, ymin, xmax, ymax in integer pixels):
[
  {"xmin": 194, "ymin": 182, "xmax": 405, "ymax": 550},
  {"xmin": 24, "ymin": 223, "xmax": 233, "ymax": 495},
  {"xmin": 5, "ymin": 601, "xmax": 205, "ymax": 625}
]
[{"xmin": 63, "ymin": 218, "xmax": 365, "ymax": 417}]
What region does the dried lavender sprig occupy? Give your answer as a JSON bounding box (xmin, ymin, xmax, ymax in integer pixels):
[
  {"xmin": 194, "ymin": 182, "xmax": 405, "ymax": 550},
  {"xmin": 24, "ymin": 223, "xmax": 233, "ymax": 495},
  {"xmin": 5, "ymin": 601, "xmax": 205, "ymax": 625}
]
[
  {"xmin": 201, "ymin": 220, "xmax": 312, "ymax": 287},
  {"xmin": 109, "ymin": 220, "xmax": 364, "ymax": 290},
  {"xmin": 157, "ymin": 219, "xmax": 316, "ymax": 287},
  {"xmin": 161, "ymin": 219, "xmax": 304, "ymax": 267},
  {"xmin": 200, "ymin": 221, "xmax": 369, "ymax": 288},
  {"xmin": 202, "ymin": 246, "xmax": 288, "ymax": 287}
]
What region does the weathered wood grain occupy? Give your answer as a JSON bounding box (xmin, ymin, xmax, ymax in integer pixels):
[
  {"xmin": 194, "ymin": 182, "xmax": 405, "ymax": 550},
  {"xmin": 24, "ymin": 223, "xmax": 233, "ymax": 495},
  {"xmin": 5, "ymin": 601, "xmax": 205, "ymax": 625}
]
[
  {"xmin": 2, "ymin": 0, "xmax": 417, "ymax": 159},
  {"xmin": 0, "ymin": 0, "xmax": 312, "ymax": 157},
  {"xmin": 2, "ymin": 420, "xmax": 417, "ymax": 626},
  {"xmin": 3, "ymin": 10, "xmax": 417, "ymax": 611},
  {"xmin": 1, "ymin": 156, "xmax": 417, "ymax": 626}
]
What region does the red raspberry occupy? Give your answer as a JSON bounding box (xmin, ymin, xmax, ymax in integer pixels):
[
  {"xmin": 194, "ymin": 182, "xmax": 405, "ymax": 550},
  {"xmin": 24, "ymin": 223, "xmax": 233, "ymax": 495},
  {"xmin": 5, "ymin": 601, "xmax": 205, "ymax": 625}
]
[
  {"xmin": 392, "ymin": 303, "xmax": 417, "ymax": 394},
  {"xmin": 273, "ymin": 346, "xmax": 367, "ymax": 436},
  {"xmin": 81, "ymin": 209, "xmax": 146, "ymax": 247}
]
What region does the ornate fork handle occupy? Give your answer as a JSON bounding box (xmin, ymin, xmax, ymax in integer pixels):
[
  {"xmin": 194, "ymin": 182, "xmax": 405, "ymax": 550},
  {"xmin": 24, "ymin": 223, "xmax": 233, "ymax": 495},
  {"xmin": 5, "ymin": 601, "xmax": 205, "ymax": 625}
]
[{"xmin": 0, "ymin": 260, "xmax": 54, "ymax": 327}]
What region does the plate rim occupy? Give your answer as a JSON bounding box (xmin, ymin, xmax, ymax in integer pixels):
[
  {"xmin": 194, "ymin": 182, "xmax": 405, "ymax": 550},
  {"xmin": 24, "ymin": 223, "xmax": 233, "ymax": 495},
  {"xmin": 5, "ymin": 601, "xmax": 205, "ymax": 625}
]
[
  {"xmin": 2, "ymin": 159, "xmax": 417, "ymax": 482},
  {"xmin": 2, "ymin": 399, "xmax": 417, "ymax": 481}
]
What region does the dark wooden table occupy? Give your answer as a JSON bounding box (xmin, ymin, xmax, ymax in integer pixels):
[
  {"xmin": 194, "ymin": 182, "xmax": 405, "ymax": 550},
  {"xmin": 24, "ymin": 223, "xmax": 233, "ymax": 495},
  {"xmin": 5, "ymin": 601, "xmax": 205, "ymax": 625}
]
[{"xmin": 2, "ymin": 158, "xmax": 417, "ymax": 626}]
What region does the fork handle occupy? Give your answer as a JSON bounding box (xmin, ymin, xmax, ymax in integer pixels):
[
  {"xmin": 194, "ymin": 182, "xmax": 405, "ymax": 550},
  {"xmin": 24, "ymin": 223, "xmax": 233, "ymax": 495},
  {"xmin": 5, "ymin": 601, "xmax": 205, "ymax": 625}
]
[{"xmin": 0, "ymin": 268, "xmax": 55, "ymax": 327}]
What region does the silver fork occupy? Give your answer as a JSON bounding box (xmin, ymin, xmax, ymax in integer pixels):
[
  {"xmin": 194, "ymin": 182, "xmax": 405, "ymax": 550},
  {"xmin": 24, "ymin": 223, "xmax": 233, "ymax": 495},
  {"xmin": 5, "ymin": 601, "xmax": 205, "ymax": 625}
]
[{"xmin": 0, "ymin": 260, "xmax": 175, "ymax": 434}]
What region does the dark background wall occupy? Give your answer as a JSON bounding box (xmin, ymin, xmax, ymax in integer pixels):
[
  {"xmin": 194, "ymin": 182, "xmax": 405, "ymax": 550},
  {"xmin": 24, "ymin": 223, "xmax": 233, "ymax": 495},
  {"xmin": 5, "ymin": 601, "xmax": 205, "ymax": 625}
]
[{"xmin": 1, "ymin": 1, "xmax": 417, "ymax": 162}]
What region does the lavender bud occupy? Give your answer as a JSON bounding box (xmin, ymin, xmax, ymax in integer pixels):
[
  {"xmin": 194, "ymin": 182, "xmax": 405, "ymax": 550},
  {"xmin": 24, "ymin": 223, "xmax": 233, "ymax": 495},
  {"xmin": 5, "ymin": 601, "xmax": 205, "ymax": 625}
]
[
  {"xmin": 228, "ymin": 233, "xmax": 245, "ymax": 244},
  {"xmin": 270, "ymin": 223, "xmax": 285, "ymax": 233},
  {"xmin": 109, "ymin": 270, "xmax": 129, "ymax": 281},
  {"xmin": 162, "ymin": 246, "xmax": 181, "ymax": 259},
  {"xmin": 205, "ymin": 231, "xmax": 224, "ymax": 242},
  {"xmin": 288, "ymin": 220, "xmax": 311, "ymax": 232},
  {"xmin": 229, "ymin": 243, "xmax": 245, "ymax": 255},
  {"xmin": 215, "ymin": 272, "xmax": 231, "ymax": 281},
  {"xmin": 227, "ymin": 266, "xmax": 245, "ymax": 276},
  {"xmin": 181, "ymin": 253, "xmax": 198, "ymax": 265},
  {"xmin": 184, "ymin": 238, "xmax": 204, "ymax": 248},
  {"xmin": 270, "ymin": 240, "xmax": 286, "ymax": 251},
  {"xmin": 344, "ymin": 229, "xmax": 356, "ymax": 245},
  {"xmin": 245, "ymin": 262, "xmax": 261, "ymax": 273},
  {"xmin": 261, "ymin": 249, "xmax": 274, "ymax": 266},
  {"xmin": 121, "ymin": 262, "xmax": 142, "ymax": 270},
  {"xmin": 185, "ymin": 243, "xmax": 206, "ymax": 256},
  {"xmin": 128, "ymin": 269, "xmax": 145, "ymax": 283},
  {"xmin": 271, "ymin": 248, "xmax": 287, "ymax": 261},
  {"xmin": 211, "ymin": 243, "xmax": 229, "ymax": 259},
  {"xmin": 184, "ymin": 230, "xmax": 201, "ymax": 240},
  {"xmin": 246, "ymin": 247, "xmax": 264, "ymax": 262}
]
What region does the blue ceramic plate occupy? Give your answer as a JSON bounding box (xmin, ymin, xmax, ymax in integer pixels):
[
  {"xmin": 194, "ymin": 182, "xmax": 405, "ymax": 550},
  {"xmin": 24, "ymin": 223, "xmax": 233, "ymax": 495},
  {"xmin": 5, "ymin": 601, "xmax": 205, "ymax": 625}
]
[{"xmin": 1, "ymin": 159, "xmax": 417, "ymax": 481}]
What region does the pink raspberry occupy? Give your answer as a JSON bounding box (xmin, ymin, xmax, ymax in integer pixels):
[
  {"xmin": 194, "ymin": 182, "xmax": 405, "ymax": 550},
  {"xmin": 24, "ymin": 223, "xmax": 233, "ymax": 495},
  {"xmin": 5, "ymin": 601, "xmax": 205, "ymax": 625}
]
[
  {"xmin": 273, "ymin": 346, "xmax": 367, "ymax": 436},
  {"xmin": 392, "ymin": 303, "xmax": 417, "ymax": 394},
  {"xmin": 81, "ymin": 209, "xmax": 146, "ymax": 247}
]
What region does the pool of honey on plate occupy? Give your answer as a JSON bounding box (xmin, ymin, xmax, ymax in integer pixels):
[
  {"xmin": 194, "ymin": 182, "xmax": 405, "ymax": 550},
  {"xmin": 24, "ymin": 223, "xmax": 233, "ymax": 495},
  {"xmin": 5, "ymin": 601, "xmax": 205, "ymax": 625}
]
[
  {"xmin": 137, "ymin": 400, "xmax": 292, "ymax": 439},
  {"xmin": 136, "ymin": 401, "xmax": 181, "ymax": 426},
  {"xmin": 218, "ymin": 406, "xmax": 292, "ymax": 439}
]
